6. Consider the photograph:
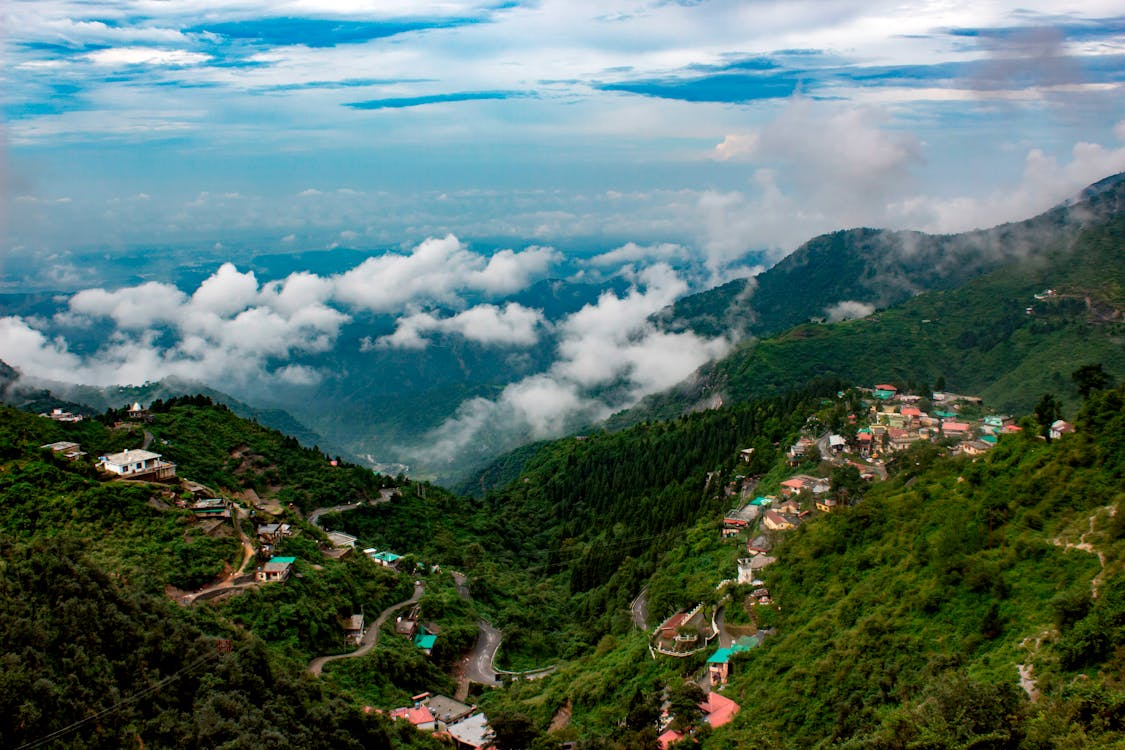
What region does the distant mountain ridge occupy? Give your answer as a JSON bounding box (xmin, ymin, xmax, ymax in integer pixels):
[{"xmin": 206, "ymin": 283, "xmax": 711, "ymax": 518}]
[
  {"xmin": 613, "ymin": 173, "xmax": 1125, "ymax": 428},
  {"xmin": 657, "ymin": 172, "xmax": 1125, "ymax": 340}
]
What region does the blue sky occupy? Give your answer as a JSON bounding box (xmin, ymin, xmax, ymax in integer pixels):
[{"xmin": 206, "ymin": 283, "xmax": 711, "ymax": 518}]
[{"xmin": 3, "ymin": 0, "xmax": 1125, "ymax": 282}]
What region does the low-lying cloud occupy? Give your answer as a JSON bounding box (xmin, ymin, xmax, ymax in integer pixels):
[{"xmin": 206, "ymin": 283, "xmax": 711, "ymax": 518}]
[
  {"xmin": 824, "ymin": 300, "xmax": 876, "ymax": 322},
  {"xmin": 370, "ymin": 302, "xmax": 546, "ymax": 350},
  {"xmin": 409, "ymin": 263, "xmax": 732, "ymax": 465}
]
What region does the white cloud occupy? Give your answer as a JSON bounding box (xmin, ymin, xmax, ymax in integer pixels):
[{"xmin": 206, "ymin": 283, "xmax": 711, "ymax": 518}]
[
  {"xmin": 3, "ymin": 264, "xmax": 350, "ymax": 387},
  {"xmin": 824, "ymin": 300, "xmax": 876, "ymax": 322},
  {"xmin": 589, "ymin": 241, "xmax": 689, "ymax": 267},
  {"xmin": 377, "ymin": 303, "xmax": 546, "ymax": 349},
  {"xmin": 889, "ymin": 137, "xmax": 1125, "ymax": 233},
  {"xmin": 85, "ymin": 47, "xmax": 211, "ymax": 67},
  {"xmin": 332, "ymin": 234, "xmax": 558, "ymax": 311}
]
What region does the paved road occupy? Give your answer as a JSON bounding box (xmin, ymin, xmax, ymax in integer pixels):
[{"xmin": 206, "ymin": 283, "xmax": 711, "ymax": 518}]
[
  {"xmin": 630, "ymin": 587, "xmax": 649, "ymax": 630},
  {"xmin": 450, "ymin": 571, "xmax": 503, "ymax": 688},
  {"xmin": 308, "ymin": 501, "xmax": 365, "ymax": 528},
  {"xmin": 308, "ymin": 491, "xmax": 394, "ymax": 529},
  {"xmin": 465, "ymin": 619, "xmax": 503, "ymax": 687},
  {"xmin": 307, "ymin": 583, "xmax": 424, "ymax": 676}
]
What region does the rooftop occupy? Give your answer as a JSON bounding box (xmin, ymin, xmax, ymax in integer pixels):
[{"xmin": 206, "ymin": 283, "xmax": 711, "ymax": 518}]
[{"xmin": 102, "ymin": 449, "xmax": 162, "ymax": 464}]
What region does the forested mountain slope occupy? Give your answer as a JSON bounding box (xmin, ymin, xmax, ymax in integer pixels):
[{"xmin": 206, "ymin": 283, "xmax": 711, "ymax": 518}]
[
  {"xmin": 0, "ymin": 402, "xmax": 440, "ymax": 749},
  {"xmin": 616, "ymin": 188, "xmax": 1125, "ymax": 429},
  {"xmin": 658, "ymin": 172, "xmax": 1124, "ymax": 340}
]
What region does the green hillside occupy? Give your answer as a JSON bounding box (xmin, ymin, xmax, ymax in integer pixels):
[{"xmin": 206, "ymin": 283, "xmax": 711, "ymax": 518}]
[
  {"xmin": 475, "ymin": 385, "xmax": 1125, "ymax": 749},
  {"xmin": 0, "ymin": 402, "xmax": 449, "ymax": 749}
]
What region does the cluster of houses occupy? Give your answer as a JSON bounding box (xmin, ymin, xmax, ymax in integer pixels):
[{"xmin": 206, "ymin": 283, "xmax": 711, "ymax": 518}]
[{"xmin": 377, "ymin": 693, "xmax": 493, "ymax": 750}]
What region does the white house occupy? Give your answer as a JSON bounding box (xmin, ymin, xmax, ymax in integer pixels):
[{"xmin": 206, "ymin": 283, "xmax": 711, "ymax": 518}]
[{"xmin": 98, "ymin": 449, "xmax": 176, "ymax": 480}]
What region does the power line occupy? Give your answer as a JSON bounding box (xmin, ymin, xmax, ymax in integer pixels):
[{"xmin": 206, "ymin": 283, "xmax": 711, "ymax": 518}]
[{"xmin": 14, "ymin": 649, "xmax": 220, "ymax": 750}]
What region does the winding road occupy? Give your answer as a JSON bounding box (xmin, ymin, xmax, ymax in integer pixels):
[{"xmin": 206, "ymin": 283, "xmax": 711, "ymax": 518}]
[
  {"xmin": 451, "ymin": 572, "xmax": 503, "ymax": 691},
  {"xmin": 307, "ymin": 583, "xmax": 425, "ymax": 676}
]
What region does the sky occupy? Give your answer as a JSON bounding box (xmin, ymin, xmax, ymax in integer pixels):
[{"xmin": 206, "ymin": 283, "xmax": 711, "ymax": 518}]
[{"xmin": 1, "ymin": 1, "xmax": 1124, "ymax": 466}]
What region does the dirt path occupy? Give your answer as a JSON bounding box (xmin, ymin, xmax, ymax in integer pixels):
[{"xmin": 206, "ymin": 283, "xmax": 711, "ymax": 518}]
[
  {"xmin": 307, "ymin": 583, "xmax": 424, "ymax": 676},
  {"xmin": 1052, "ymin": 505, "xmax": 1115, "ymax": 599}
]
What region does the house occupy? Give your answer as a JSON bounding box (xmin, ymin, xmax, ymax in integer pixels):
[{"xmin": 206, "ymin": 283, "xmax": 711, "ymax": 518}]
[
  {"xmin": 779, "ymin": 478, "xmax": 805, "ymax": 497},
  {"xmin": 389, "ymin": 705, "xmax": 436, "ymax": 732},
  {"xmin": 447, "ymin": 713, "xmax": 494, "ymax": 750},
  {"xmin": 721, "ymin": 517, "xmax": 749, "ymax": 537},
  {"xmin": 816, "ymin": 496, "xmax": 840, "ymax": 513},
  {"xmin": 256, "ymin": 556, "xmax": 295, "ymax": 583},
  {"xmin": 983, "ymin": 415, "xmax": 1010, "ymax": 428},
  {"xmin": 344, "ymin": 614, "xmax": 365, "ymax": 645},
  {"xmin": 657, "ymin": 692, "xmax": 741, "ymax": 750},
  {"xmin": 786, "ymin": 437, "xmax": 815, "ymax": 465},
  {"xmin": 257, "ymin": 523, "xmax": 292, "ymax": 545},
  {"xmin": 747, "ymin": 555, "xmax": 776, "ymax": 577},
  {"xmin": 900, "ymin": 406, "xmax": 924, "ymax": 420},
  {"xmin": 942, "ymin": 421, "xmax": 971, "ymax": 437},
  {"xmin": 856, "ymin": 430, "xmax": 874, "ymax": 456},
  {"xmin": 958, "ymin": 440, "xmax": 993, "ymax": 456},
  {"xmin": 41, "ymin": 407, "xmax": 84, "ymax": 423},
  {"xmin": 1050, "ymin": 420, "xmax": 1075, "ymax": 440},
  {"xmin": 762, "ymin": 510, "xmax": 793, "ymax": 531},
  {"xmin": 366, "ymin": 549, "xmax": 402, "ymax": 568},
  {"xmin": 738, "ymin": 447, "xmax": 755, "ymax": 464},
  {"xmin": 775, "ymin": 498, "xmax": 802, "ymax": 516},
  {"xmin": 653, "ymin": 605, "xmax": 717, "ymax": 657},
  {"xmin": 327, "ymin": 531, "xmax": 358, "ymax": 549},
  {"xmin": 707, "ymin": 636, "xmax": 760, "ymax": 687},
  {"xmin": 827, "ymin": 434, "xmax": 847, "ymax": 454},
  {"xmin": 41, "ymin": 441, "xmax": 85, "ymax": 460},
  {"xmin": 886, "ymin": 428, "xmax": 915, "ymax": 452},
  {"xmin": 873, "ymin": 384, "xmax": 898, "ymax": 400},
  {"xmin": 747, "ymin": 535, "xmax": 772, "ymax": 555},
  {"xmin": 425, "ymin": 695, "xmax": 475, "ymax": 727},
  {"xmin": 190, "ymin": 498, "xmax": 231, "ymax": 519},
  {"xmin": 98, "ymin": 449, "xmax": 176, "ymax": 480},
  {"xmin": 396, "ymin": 605, "xmax": 420, "ymax": 637},
  {"xmin": 414, "ymin": 625, "xmax": 438, "ymax": 655}
]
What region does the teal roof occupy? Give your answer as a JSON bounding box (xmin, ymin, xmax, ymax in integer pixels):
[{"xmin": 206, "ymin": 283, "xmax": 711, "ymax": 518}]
[
  {"xmin": 873, "ymin": 390, "xmax": 894, "ymax": 400},
  {"xmin": 750, "ymin": 496, "xmax": 772, "ymax": 506},
  {"xmin": 414, "ymin": 633, "xmax": 437, "ymax": 650},
  {"xmin": 707, "ymin": 637, "xmax": 759, "ymax": 663},
  {"xmin": 935, "ymin": 410, "xmax": 957, "ymax": 418},
  {"xmin": 373, "ymin": 551, "xmax": 401, "ymax": 562},
  {"xmin": 270, "ymin": 556, "xmax": 296, "ymax": 564},
  {"xmin": 708, "ymin": 648, "xmax": 736, "ymax": 664},
  {"xmin": 981, "ymin": 435, "xmax": 998, "ymax": 444}
]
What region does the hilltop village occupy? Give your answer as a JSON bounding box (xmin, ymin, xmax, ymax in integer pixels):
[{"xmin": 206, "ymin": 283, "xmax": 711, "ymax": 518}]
[{"xmin": 641, "ymin": 382, "xmax": 1054, "ymax": 748}]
